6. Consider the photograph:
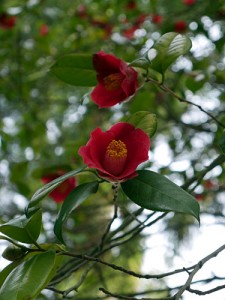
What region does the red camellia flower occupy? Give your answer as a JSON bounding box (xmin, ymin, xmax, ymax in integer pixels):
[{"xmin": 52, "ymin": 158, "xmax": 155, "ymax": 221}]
[
  {"xmin": 78, "ymin": 122, "xmax": 150, "ymax": 182},
  {"xmin": 0, "ymin": 13, "xmax": 16, "ymax": 30},
  {"xmin": 91, "ymin": 52, "xmax": 138, "ymax": 108},
  {"xmin": 41, "ymin": 170, "xmax": 77, "ymax": 203},
  {"xmin": 174, "ymin": 20, "xmax": 187, "ymax": 33}
]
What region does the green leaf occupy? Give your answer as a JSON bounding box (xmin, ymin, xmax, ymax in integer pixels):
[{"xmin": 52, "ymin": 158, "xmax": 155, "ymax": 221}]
[
  {"xmin": 0, "ymin": 261, "xmax": 21, "ymax": 288},
  {"xmin": 54, "ymin": 181, "xmax": 99, "ymax": 244},
  {"xmin": 147, "ymin": 32, "xmax": 192, "ymax": 74},
  {"xmin": 50, "ymin": 53, "xmax": 97, "ymax": 86},
  {"xmin": 218, "ymin": 130, "xmax": 225, "ymax": 154},
  {"xmin": 28, "ymin": 166, "xmax": 86, "ymax": 209},
  {"xmin": 0, "ymin": 251, "xmax": 56, "ymax": 300},
  {"xmin": 129, "ymin": 57, "xmax": 150, "ymax": 70},
  {"xmin": 125, "ymin": 111, "xmax": 157, "ymax": 138},
  {"xmin": 0, "ymin": 209, "xmax": 42, "ymax": 244},
  {"xmin": 121, "ymin": 170, "xmax": 200, "ymax": 221}
]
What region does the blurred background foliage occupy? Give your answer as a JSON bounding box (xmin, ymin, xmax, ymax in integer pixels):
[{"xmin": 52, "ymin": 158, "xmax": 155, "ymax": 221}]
[{"xmin": 0, "ymin": 0, "xmax": 225, "ymax": 299}]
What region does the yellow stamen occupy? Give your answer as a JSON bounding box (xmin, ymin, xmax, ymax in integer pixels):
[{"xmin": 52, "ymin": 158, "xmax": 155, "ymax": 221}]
[
  {"xmin": 106, "ymin": 140, "xmax": 127, "ymax": 159},
  {"xmin": 103, "ymin": 73, "xmax": 123, "ymax": 91}
]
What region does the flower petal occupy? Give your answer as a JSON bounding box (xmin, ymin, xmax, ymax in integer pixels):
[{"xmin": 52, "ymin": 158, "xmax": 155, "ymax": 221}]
[
  {"xmin": 93, "ymin": 51, "xmax": 121, "ymax": 76},
  {"xmin": 91, "ymin": 84, "xmax": 126, "ymax": 108}
]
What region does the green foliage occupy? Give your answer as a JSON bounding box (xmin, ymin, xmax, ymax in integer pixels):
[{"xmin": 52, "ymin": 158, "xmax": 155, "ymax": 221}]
[
  {"xmin": 54, "ymin": 181, "xmax": 99, "ymax": 243},
  {"xmin": 147, "ymin": 32, "xmax": 192, "ymax": 75},
  {"xmin": 124, "ymin": 111, "xmax": 157, "ymax": 137},
  {"xmin": 50, "ymin": 54, "xmax": 97, "ymax": 87},
  {"xmin": 0, "ymin": 261, "xmax": 22, "ymax": 288},
  {"xmin": 1, "ymin": 0, "xmax": 225, "ymax": 299},
  {"xmin": 28, "ymin": 167, "xmax": 86, "ymax": 209},
  {"xmin": 122, "ymin": 170, "xmax": 200, "ymax": 221},
  {"xmin": 0, "ymin": 251, "xmax": 56, "ymax": 300},
  {"xmin": 0, "ymin": 209, "xmax": 42, "ymax": 244},
  {"xmin": 2, "ymin": 245, "xmax": 27, "ymax": 262}
]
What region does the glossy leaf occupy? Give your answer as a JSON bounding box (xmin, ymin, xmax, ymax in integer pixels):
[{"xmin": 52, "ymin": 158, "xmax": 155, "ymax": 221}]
[
  {"xmin": 54, "ymin": 181, "xmax": 99, "ymax": 243},
  {"xmin": 129, "ymin": 57, "xmax": 150, "ymax": 70},
  {"xmin": 28, "ymin": 166, "xmax": 86, "ymax": 209},
  {"xmin": 0, "ymin": 261, "xmax": 21, "ymax": 288},
  {"xmin": 50, "ymin": 53, "xmax": 97, "ymax": 86},
  {"xmin": 0, "ymin": 251, "xmax": 56, "ymax": 300},
  {"xmin": 121, "ymin": 170, "xmax": 200, "ymax": 221},
  {"xmin": 0, "ymin": 209, "xmax": 42, "ymax": 244},
  {"xmin": 147, "ymin": 32, "xmax": 192, "ymax": 74},
  {"xmin": 125, "ymin": 111, "xmax": 157, "ymax": 137}
]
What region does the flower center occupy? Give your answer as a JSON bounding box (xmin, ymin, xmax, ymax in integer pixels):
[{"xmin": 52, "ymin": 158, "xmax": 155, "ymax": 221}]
[
  {"xmin": 103, "ymin": 73, "xmax": 123, "ymax": 91},
  {"xmin": 106, "ymin": 140, "xmax": 127, "ymax": 159},
  {"xmin": 104, "ymin": 140, "xmax": 127, "ymax": 176}
]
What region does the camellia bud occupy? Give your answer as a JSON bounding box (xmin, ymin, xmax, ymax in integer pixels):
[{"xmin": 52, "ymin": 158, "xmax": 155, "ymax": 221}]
[{"xmin": 2, "ymin": 245, "xmax": 27, "ymax": 261}]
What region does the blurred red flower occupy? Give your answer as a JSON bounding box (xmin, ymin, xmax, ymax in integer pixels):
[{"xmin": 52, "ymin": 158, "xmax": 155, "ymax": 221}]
[
  {"xmin": 78, "ymin": 122, "xmax": 150, "ymax": 182},
  {"xmin": 91, "ymin": 51, "xmax": 138, "ymax": 108},
  {"xmin": 183, "ymin": 0, "xmax": 196, "ymax": 5},
  {"xmin": 152, "ymin": 14, "xmax": 163, "ymax": 24},
  {"xmin": 195, "ymin": 194, "xmax": 204, "ymax": 201},
  {"xmin": 174, "ymin": 20, "xmax": 187, "ymax": 33},
  {"xmin": 39, "ymin": 24, "xmax": 49, "ymax": 36},
  {"xmin": 123, "ymin": 25, "xmax": 139, "ymax": 39},
  {"xmin": 204, "ymin": 179, "xmax": 216, "ymax": 190},
  {"xmin": 41, "ymin": 171, "xmax": 77, "ymax": 203},
  {"xmin": 134, "ymin": 14, "xmax": 147, "ymax": 26},
  {"xmin": 0, "ymin": 13, "xmax": 16, "ymax": 30},
  {"xmin": 125, "ymin": 0, "xmax": 137, "ymax": 10},
  {"xmin": 76, "ymin": 5, "xmax": 88, "ymax": 19}
]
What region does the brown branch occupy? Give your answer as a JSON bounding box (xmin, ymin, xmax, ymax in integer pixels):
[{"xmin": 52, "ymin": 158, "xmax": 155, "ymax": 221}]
[
  {"xmin": 174, "ymin": 243, "xmax": 225, "ymax": 299},
  {"xmin": 99, "ymin": 183, "xmax": 119, "ymax": 250},
  {"xmin": 99, "ymin": 287, "xmax": 173, "ymax": 300},
  {"xmin": 61, "ymin": 251, "xmax": 195, "ymax": 280},
  {"xmin": 146, "ymin": 77, "xmax": 225, "ymax": 129},
  {"xmin": 187, "ymin": 284, "xmax": 225, "ymax": 295}
]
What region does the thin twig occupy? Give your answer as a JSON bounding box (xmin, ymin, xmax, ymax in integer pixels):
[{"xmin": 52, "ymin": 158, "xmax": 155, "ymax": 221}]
[
  {"xmin": 99, "ymin": 287, "xmax": 173, "ymax": 300},
  {"xmin": 61, "ymin": 251, "xmax": 195, "ymax": 280},
  {"xmin": 99, "ymin": 183, "xmax": 119, "ymax": 250},
  {"xmin": 174, "ymin": 243, "xmax": 225, "ymax": 299},
  {"xmin": 187, "ymin": 284, "xmax": 225, "ymax": 295},
  {"xmin": 146, "ymin": 77, "xmax": 225, "ymax": 129},
  {"xmin": 63, "ymin": 262, "xmax": 96, "ymax": 297}
]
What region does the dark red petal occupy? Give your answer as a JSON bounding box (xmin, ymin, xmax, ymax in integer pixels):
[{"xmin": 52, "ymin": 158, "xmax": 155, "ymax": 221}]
[
  {"xmin": 120, "ymin": 128, "xmax": 150, "ymax": 178},
  {"xmin": 121, "ymin": 70, "xmax": 138, "ymax": 97},
  {"xmin": 97, "ymin": 169, "xmax": 138, "ymax": 182},
  {"xmin": 79, "ymin": 128, "xmax": 111, "ymax": 171},
  {"xmin": 91, "ymin": 84, "xmax": 127, "ymax": 108},
  {"xmin": 108, "ymin": 122, "xmax": 136, "ymax": 140},
  {"xmin": 93, "ymin": 52, "xmax": 121, "ymax": 76},
  {"xmin": 119, "ymin": 62, "xmax": 138, "ymax": 96}
]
